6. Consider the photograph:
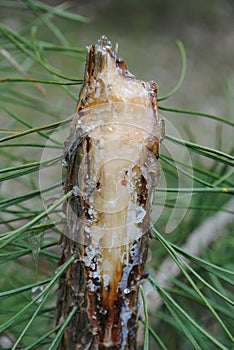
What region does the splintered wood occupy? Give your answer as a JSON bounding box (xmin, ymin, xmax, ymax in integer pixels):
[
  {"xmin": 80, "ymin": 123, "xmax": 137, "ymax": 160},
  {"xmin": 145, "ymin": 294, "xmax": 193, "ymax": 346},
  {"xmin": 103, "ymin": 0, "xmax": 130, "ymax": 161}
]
[{"xmin": 57, "ymin": 36, "xmax": 162, "ymax": 350}]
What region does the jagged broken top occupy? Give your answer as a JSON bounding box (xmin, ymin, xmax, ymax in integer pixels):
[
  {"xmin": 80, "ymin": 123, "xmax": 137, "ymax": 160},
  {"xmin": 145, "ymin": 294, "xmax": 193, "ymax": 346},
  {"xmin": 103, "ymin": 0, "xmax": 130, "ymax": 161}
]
[{"xmin": 75, "ymin": 35, "xmax": 159, "ymax": 121}]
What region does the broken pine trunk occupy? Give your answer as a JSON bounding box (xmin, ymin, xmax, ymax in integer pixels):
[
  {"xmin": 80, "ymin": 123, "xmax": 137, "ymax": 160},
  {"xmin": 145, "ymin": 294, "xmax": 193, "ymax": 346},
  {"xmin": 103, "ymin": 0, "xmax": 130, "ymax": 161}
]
[{"xmin": 57, "ymin": 36, "xmax": 162, "ymax": 350}]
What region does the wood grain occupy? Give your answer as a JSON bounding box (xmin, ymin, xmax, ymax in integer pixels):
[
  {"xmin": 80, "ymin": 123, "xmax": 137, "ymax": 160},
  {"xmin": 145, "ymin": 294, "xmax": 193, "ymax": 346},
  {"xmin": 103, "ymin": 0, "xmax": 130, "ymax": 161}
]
[{"xmin": 57, "ymin": 36, "xmax": 162, "ymax": 350}]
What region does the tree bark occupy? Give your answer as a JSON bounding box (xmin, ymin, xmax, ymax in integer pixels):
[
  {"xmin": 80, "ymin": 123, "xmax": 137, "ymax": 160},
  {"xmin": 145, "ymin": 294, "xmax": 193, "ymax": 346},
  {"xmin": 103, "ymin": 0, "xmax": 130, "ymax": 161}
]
[{"xmin": 57, "ymin": 36, "xmax": 162, "ymax": 350}]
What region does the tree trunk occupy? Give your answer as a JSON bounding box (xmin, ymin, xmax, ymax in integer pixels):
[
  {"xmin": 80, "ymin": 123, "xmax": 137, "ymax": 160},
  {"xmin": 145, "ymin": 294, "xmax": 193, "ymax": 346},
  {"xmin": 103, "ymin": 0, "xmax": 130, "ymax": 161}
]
[{"xmin": 56, "ymin": 35, "xmax": 162, "ymax": 350}]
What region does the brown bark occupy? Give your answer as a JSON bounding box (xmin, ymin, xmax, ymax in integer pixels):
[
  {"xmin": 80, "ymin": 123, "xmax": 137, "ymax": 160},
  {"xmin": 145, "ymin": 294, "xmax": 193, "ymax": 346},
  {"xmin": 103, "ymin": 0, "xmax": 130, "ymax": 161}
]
[{"xmin": 57, "ymin": 36, "xmax": 162, "ymax": 350}]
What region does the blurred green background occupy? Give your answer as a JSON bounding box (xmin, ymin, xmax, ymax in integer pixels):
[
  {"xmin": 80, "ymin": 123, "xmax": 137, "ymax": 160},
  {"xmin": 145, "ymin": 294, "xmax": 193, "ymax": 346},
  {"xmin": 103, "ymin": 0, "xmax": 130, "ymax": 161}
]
[
  {"xmin": 0, "ymin": 1, "xmax": 233, "ymax": 349},
  {"xmin": 1, "ymin": 0, "xmax": 234, "ymax": 149}
]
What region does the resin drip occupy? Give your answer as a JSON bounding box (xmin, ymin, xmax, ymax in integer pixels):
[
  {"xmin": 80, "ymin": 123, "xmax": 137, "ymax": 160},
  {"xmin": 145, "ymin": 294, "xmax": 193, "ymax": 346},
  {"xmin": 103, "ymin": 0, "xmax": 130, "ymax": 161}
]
[{"xmin": 29, "ymin": 232, "xmax": 44, "ymax": 303}]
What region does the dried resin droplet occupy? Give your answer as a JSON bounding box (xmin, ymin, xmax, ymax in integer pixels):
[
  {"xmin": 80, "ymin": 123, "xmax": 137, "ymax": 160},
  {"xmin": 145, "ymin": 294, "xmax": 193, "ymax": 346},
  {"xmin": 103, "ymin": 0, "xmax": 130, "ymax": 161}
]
[{"xmin": 31, "ymin": 285, "xmax": 44, "ymax": 304}]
